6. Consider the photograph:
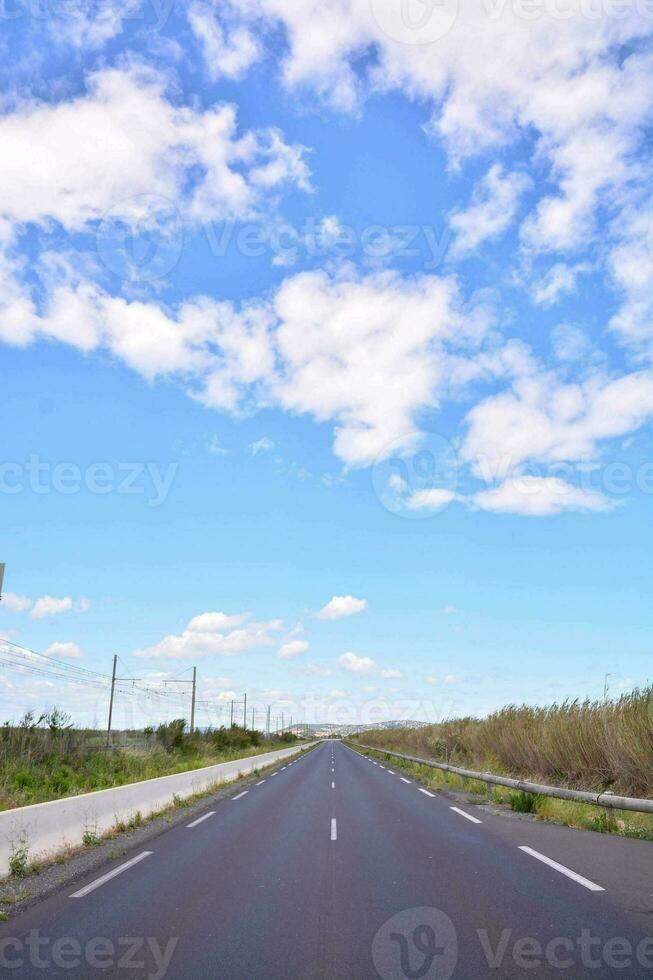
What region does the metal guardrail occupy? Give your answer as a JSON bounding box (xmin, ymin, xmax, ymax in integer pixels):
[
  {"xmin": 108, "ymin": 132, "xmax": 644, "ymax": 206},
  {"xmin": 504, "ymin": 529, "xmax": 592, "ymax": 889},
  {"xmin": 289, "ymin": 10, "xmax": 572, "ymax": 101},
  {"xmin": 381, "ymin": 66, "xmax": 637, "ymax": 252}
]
[{"xmin": 352, "ymin": 743, "xmax": 653, "ymax": 814}]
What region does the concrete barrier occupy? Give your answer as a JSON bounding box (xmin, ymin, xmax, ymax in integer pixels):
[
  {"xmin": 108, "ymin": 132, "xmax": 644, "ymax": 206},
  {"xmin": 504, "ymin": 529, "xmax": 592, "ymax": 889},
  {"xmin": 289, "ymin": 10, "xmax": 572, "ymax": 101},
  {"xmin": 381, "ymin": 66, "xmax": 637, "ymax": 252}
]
[{"xmin": 0, "ymin": 742, "xmax": 315, "ymax": 877}]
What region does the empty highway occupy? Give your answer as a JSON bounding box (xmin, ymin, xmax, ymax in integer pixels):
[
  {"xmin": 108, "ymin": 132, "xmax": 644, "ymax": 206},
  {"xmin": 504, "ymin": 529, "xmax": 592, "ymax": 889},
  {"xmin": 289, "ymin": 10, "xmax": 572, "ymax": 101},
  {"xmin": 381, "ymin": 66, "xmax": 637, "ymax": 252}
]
[{"xmin": 1, "ymin": 741, "xmax": 652, "ymax": 979}]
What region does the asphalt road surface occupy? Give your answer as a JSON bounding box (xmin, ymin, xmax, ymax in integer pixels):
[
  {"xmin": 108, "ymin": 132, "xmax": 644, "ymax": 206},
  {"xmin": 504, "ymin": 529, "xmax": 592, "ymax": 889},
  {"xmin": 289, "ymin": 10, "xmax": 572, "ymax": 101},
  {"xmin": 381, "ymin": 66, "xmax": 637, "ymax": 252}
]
[{"xmin": 2, "ymin": 741, "xmax": 652, "ymax": 979}]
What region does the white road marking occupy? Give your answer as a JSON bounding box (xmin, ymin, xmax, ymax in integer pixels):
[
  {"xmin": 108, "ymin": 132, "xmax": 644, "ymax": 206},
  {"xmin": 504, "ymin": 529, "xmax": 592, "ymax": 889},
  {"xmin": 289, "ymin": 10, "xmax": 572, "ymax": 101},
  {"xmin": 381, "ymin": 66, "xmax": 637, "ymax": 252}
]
[
  {"xmin": 331, "ymin": 781, "xmax": 335, "ymax": 789},
  {"xmin": 331, "ymin": 818, "xmax": 338, "ymax": 841},
  {"xmin": 400, "ymin": 777, "xmax": 411, "ymax": 784},
  {"xmin": 70, "ymin": 852, "xmax": 152, "ymax": 899},
  {"xmin": 418, "ymin": 788, "xmax": 436, "ymax": 798},
  {"xmin": 281, "ymin": 766, "xmax": 287, "ymax": 771},
  {"xmin": 387, "ymin": 770, "xmax": 395, "ymax": 775},
  {"xmin": 255, "ymin": 780, "xmax": 266, "ymax": 786},
  {"xmin": 232, "ymin": 791, "xmax": 249, "ymax": 800},
  {"xmin": 187, "ymin": 812, "xmax": 215, "ymax": 828},
  {"xmin": 450, "ymin": 806, "xmax": 481, "ymax": 823},
  {"xmin": 519, "ymin": 846, "xmax": 604, "ymax": 892},
  {"xmin": 271, "ymin": 772, "xmax": 278, "ymax": 777}
]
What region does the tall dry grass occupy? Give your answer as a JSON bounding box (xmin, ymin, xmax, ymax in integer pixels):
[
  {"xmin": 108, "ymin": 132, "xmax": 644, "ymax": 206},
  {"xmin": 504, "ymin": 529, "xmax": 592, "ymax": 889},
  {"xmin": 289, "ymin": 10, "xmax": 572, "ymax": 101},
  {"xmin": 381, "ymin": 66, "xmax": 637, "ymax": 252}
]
[{"xmin": 354, "ymin": 687, "xmax": 653, "ymax": 798}]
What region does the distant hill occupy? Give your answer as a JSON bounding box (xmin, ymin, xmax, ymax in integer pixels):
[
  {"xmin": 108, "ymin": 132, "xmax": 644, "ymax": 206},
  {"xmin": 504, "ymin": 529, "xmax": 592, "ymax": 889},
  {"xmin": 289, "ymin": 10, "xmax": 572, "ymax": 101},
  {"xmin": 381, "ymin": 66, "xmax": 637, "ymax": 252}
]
[{"xmin": 292, "ymin": 720, "xmax": 430, "ymax": 738}]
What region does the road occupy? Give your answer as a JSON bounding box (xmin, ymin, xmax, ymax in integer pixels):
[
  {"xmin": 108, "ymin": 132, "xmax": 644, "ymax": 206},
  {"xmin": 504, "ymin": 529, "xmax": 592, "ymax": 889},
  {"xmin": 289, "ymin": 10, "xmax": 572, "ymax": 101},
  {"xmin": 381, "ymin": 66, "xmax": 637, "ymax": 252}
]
[{"xmin": 2, "ymin": 740, "xmax": 652, "ymax": 978}]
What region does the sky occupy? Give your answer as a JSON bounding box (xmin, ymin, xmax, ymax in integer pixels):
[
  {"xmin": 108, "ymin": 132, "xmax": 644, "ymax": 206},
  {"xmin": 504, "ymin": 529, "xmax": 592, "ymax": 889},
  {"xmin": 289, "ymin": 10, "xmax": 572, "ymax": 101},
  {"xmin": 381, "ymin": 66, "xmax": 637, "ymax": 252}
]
[{"xmin": 0, "ymin": 0, "xmax": 652, "ymax": 730}]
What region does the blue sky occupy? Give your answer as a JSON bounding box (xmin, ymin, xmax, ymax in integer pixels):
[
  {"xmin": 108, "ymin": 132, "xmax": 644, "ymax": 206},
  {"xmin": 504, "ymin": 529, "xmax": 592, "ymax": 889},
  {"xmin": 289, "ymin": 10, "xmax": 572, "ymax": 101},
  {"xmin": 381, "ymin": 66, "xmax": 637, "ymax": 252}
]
[{"xmin": 1, "ymin": 0, "xmax": 652, "ymax": 728}]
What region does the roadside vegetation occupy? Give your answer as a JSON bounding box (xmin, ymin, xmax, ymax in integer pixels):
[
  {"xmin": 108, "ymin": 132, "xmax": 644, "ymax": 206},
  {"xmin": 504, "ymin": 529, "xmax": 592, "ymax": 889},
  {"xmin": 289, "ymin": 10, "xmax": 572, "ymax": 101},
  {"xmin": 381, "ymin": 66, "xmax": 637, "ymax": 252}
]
[
  {"xmin": 351, "ymin": 687, "xmax": 653, "ymax": 839},
  {"xmin": 0, "ymin": 709, "xmax": 298, "ymax": 811}
]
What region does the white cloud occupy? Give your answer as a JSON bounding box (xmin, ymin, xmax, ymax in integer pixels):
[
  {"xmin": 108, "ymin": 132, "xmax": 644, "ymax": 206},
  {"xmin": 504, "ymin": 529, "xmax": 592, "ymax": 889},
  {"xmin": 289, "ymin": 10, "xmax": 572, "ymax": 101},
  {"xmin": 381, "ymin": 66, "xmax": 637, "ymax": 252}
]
[
  {"xmin": 462, "ymin": 371, "xmax": 653, "ymax": 480},
  {"xmin": 339, "ymin": 651, "xmax": 377, "ymax": 674},
  {"xmin": 1, "ymin": 593, "xmax": 32, "ymax": 613},
  {"xmin": 426, "ymin": 674, "xmax": 460, "ymax": 685},
  {"xmin": 338, "ymin": 651, "xmax": 401, "ymax": 678},
  {"xmin": 449, "ymin": 165, "xmax": 531, "ymax": 257},
  {"xmin": 43, "ymin": 641, "xmax": 82, "ymax": 659},
  {"xmin": 472, "ymin": 476, "xmax": 613, "ymax": 517},
  {"xmin": 134, "ymin": 611, "xmax": 283, "ymax": 659},
  {"xmin": 22, "ymin": 595, "xmax": 91, "ymax": 619},
  {"xmin": 441, "ymin": 605, "xmax": 457, "ymax": 615},
  {"xmin": 0, "ymin": 65, "xmax": 309, "ymax": 234},
  {"xmin": 249, "ymin": 436, "xmax": 276, "ymax": 455},
  {"xmin": 189, "ymin": 4, "xmax": 262, "ymax": 80},
  {"xmin": 405, "ymin": 489, "xmax": 458, "ymax": 512},
  {"xmin": 532, "ymin": 263, "xmax": 589, "ymax": 307},
  {"xmin": 317, "ymin": 595, "xmax": 367, "ymax": 619},
  {"xmin": 277, "ymin": 639, "xmax": 309, "ymax": 659}
]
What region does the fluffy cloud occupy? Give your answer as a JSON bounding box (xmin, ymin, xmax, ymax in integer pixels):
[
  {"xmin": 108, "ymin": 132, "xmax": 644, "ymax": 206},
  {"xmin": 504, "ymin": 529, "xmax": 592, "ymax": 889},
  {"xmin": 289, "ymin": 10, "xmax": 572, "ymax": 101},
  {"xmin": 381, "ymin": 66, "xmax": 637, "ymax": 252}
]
[
  {"xmin": 277, "ymin": 639, "xmax": 309, "ymax": 659},
  {"xmin": 1, "ymin": 593, "xmax": 90, "ymax": 619},
  {"xmin": 462, "ymin": 371, "xmax": 653, "ymax": 480},
  {"xmin": 449, "ymin": 165, "xmax": 531, "ymax": 257},
  {"xmin": 0, "ymin": 65, "xmax": 309, "ymax": 234},
  {"xmin": 472, "ymin": 476, "xmax": 613, "ymax": 516},
  {"xmin": 43, "ymin": 642, "xmax": 83, "ymax": 659},
  {"xmin": 189, "ymin": 4, "xmax": 262, "ymax": 80},
  {"xmin": 317, "ymin": 595, "xmax": 368, "ymax": 619},
  {"xmin": 338, "ymin": 651, "xmax": 377, "ymax": 674},
  {"xmin": 134, "ymin": 611, "xmax": 284, "ymax": 659},
  {"xmin": 338, "ymin": 651, "xmax": 401, "ymax": 678}
]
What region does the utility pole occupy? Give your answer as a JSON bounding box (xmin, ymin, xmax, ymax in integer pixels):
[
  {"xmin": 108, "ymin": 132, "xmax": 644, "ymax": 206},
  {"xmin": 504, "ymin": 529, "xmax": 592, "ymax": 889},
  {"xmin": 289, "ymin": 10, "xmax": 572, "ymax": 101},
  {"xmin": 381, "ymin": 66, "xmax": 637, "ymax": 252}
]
[
  {"xmin": 266, "ymin": 705, "xmax": 270, "ymax": 738},
  {"xmin": 230, "ymin": 700, "xmax": 234, "ymax": 727},
  {"xmin": 243, "ymin": 692, "xmax": 247, "ymax": 731},
  {"xmin": 190, "ymin": 666, "xmax": 197, "ymax": 734},
  {"xmin": 106, "ymin": 654, "xmax": 118, "ymax": 748},
  {"xmin": 281, "ymin": 711, "xmax": 284, "ymax": 733},
  {"xmin": 251, "ymin": 707, "xmax": 255, "ymax": 731},
  {"xmin": 0, "ymin": 562, "xmax": 5, "ymax": 600}
]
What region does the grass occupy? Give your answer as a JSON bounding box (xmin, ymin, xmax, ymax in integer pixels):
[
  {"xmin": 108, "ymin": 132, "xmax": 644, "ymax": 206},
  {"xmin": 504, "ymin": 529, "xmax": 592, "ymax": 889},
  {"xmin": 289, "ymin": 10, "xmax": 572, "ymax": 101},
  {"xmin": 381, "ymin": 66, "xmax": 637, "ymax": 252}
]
[
  {"xmin": 351, "ymin": 686, "xmax": 653, "ymax": 841},
  {"xmin": 0, "ymin": 710, "xmax": 299, "ymax": 811},
  {"xmin": 352, "ymin": 686, "xmax": 653, "ymax": 798}
]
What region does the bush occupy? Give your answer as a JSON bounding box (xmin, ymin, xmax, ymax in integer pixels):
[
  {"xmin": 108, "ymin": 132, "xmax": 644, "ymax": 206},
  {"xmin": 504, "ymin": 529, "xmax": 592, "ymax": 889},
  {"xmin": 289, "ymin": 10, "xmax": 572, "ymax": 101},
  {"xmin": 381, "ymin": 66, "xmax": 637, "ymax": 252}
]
[{"xmin": 156, "ymin": 719, "xmax": 187, "ymax": 752}]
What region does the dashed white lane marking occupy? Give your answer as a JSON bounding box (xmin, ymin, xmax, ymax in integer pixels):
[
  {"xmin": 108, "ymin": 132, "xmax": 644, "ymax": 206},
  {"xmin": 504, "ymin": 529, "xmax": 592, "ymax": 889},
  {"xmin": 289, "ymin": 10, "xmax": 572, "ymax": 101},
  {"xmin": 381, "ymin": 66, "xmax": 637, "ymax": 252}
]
[
  {"xmin": 187, "ymin": 811, "xmax": 215, "ymax": 828},
  {"xmin": 379, "ymin": 765, "xmax": 386, "ymax": 769},
  {"xmin": 281, "ymin": 766, "xmax": 287, "ymax": 770},
  {"xmin": 255, "ymin": 780, "xmax": 266, "ymax": 786},
  {"xmin": 232, "ymin": 791, "xmax": 249, "ymax": 800},
  {"xmin": 331, "ymin": 818, "xmax": 338, "ymax": 841},
  {"xmin": 519, "ymin": 846, "xmax": 604, "ymax": 892},
  {"xmin": 331, "ymin": 781, "xmax": 335, "ymax": 789},
  {"xmin": 271, "ymin": 772, "xmax": 279, "ymax": 777},
  {"xmin": 387, "ymin": 770, "xmax": 395, "ymax": 775},
  {"xmin": 418, "ymin": 788, "xmax": 436, "ymax": 798},
  {"xmin": 70, "ymin": 852, "xmax": 152, "ymax": 899},
  {"xmin": 399, "ymin": 777, "xmax": 411, "ymax": 784},
  {"xmin": 450, "ymin": 806, "xmax": 482, "ymax": 823}
]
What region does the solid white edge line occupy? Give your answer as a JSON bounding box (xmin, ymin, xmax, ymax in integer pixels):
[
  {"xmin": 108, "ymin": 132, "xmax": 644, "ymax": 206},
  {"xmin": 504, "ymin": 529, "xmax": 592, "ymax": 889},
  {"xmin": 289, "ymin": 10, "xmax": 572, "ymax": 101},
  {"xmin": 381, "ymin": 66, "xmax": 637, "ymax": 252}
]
[
  {"xmin": 232, "ymin": 791, "xmax": 249, "ymax": 800},
  {"xmin": 331, "ymin": 818, "xmax": 337, "ymax": 841},
  {"xmin": 187, "ymin": 811, "xmax": 215, "ymax": 828},
  {"xmin": 70, "ymin": 852, "xmax": 152, "ymax": 899},
  {"xmin": 450, "ymin": 806, "xmax": 481, "ymax": 823},
  {"xmin": 419, "ymin": 788, "xmax": 436, "ymax": 798},
  {"xmin": 519, "ymin": 846, "xmax": 604, "ymax": 892},
  {"xmin": 399, "ymin": 777, "xmax": 411, "ymax": 784}
]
